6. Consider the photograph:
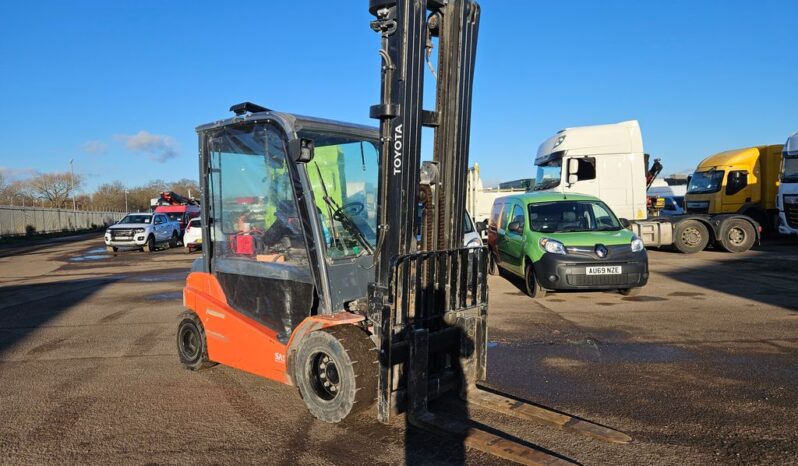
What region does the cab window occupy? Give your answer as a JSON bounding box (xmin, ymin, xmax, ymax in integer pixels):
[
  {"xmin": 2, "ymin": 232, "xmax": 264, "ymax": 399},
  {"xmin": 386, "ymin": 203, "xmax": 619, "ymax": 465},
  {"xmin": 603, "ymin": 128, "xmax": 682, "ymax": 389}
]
[
  {"xmin": 508, "ymin": 204, "xmax": 525, "ymax": 234},
  {"xmin": 725, "ymin": 170, "xmax": 748, "ymax": 196}
]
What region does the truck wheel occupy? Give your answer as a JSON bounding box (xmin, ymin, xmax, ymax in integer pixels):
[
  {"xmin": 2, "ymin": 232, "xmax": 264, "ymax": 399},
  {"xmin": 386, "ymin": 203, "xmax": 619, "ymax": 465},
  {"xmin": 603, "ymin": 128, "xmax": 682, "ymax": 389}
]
[
  {"xmin": 524, "ymin": 263, "xmax": 546, "ymax": 298},
  {"xmin": 177, "ymin": 312, "xmax": 216, "ymax": 371},
  {"xmin": 144, "ymin": 235, "xmax": 156, "ymax": 252},
  {"xmin": 673, "ymin": 220, "xmax": 709, "ymax": 254},
  {"xmin": 294, "ymin": 325, "xmax": 378, "ymax": 423},
  {"xmin": 169, "ymin": 231, "xmax": 179, "ymax": 249},
  {"xmin": 718, "ymin": 219, "xmax": 755, "ymax": 253}
]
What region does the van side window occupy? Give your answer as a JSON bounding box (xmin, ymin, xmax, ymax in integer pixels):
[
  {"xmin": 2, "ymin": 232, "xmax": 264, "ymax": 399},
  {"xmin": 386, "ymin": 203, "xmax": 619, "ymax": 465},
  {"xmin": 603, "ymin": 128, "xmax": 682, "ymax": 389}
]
[
  {"xmin": 490, "ymin": 202, "xmax": 503, "ymax": 228},
  {"xmin": 576, "ymin": 157, "xmax": 596, "ymax": 181},
  {"xmin": 501, "ymin": 203, "xmax": 513, "ymax": 230},
  {"xmin": 511, "ymin": 204, "xmax": 524, "ymax": 227}
]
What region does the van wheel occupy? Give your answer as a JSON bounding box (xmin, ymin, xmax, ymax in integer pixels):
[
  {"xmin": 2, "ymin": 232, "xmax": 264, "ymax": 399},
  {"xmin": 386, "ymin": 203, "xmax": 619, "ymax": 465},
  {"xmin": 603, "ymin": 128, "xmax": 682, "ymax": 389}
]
[
  {"xmin": 673, "ymin": 220, "xmax": 709, "ymax": 254},
  {"xmin": 524, "ymin": 263, "xmax": 546, "ymax": 298},
  {"xmin": 718, "ymin": 219, "xmax": 756, "ymax": 253},
  {"xmin": 177, "ymin": 312, "xmax": 216, "ymax": 370},
  {"xmin": 294, "ymin": 326, "xmax": 378, "ymax": 423},
  {"xmin": 619, "ymin": 287, "xmax": 640, "ymax": 297}
]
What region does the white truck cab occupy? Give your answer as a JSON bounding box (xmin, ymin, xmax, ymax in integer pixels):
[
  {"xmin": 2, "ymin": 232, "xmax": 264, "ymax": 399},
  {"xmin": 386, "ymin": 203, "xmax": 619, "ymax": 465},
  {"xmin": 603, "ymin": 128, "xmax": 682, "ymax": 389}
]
[
  {"xmin": 534, "ymin": 120, "xmax": 648, "ymax": 221},
  {"xmin": 777, "ymin": 130, "xmax": 798, "ymax": 235}
]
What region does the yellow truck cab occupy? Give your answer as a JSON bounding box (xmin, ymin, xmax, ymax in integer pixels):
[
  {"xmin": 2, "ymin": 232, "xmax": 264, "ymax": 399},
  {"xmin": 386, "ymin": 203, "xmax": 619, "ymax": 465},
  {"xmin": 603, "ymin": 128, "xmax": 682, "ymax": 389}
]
[{"xmin": 686, "ymin": 145, "xmax": 783, "ymax": 230}]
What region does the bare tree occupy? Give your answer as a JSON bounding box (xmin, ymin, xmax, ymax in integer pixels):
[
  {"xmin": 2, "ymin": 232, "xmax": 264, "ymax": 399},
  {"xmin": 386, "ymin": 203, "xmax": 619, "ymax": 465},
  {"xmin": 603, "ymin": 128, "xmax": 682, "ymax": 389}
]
[{"xmin": 28, "ymin": 172, "xmax": 83, "ymax": 208}]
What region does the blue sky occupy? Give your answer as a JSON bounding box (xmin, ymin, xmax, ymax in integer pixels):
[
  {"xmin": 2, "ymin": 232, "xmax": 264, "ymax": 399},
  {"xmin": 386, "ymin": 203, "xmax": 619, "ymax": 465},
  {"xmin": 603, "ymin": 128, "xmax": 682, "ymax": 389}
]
[{"xmin": 0, "ymin": 0, "xmax": 795, "ymax": 191}]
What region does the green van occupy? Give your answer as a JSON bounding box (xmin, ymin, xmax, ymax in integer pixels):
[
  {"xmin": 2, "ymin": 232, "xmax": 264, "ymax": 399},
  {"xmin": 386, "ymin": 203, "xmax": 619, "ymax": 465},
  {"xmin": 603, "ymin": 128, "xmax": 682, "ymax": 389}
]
[{"xmin": 486, "ymin": 192, "xmax": 648, "ymax": 297}]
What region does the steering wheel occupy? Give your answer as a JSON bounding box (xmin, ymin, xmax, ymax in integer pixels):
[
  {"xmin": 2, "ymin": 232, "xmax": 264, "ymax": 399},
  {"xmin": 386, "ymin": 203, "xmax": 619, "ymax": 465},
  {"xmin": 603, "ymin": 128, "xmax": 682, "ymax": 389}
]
[{"xmin": 334, "ymin": 201, "xmax": 365, "ymax": 219}]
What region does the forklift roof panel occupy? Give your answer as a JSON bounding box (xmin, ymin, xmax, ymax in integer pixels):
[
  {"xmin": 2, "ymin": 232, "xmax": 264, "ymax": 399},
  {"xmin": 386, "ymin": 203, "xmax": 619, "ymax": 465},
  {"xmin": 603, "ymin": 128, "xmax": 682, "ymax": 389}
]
[{"xmin": 196, "ymin": 110, "xmax": 378, "ymax": 140}]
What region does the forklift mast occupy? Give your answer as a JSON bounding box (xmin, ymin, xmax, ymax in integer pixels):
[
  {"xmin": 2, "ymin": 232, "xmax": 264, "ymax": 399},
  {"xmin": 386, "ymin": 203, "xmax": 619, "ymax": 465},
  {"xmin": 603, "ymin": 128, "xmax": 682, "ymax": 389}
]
[{"xmin": 367, "ymin": 0, "xmax": 485, "ymax": 422}]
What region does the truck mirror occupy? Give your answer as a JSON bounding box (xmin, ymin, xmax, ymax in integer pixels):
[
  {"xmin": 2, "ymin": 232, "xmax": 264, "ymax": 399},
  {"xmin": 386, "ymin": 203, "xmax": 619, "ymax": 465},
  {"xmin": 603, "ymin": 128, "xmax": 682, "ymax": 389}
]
[
  {"xmin": 288, "ymin": 138, "xmax": 315, "ymax": 163},
  {"xmin": 567, "ymin": 158, "xmax": 580, "ymax": 176},
  {"xmin": 567, "ymin": 173, "xmax": 578, "ymax": 185}
]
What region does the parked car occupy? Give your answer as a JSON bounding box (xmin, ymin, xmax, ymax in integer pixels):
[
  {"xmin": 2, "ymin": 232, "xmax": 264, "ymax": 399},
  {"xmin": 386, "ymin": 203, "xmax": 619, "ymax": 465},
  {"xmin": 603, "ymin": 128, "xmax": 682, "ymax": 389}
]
[
  {"xmin": 105, "ymin": 212, "xmax": 181, "ymax": 253},
  {"xmin": 464, "ymin": 213, "xmax": 482, "ymax": 248},
  {"xmin": 487, "ymin": 192, "xmax": 648, "ymax": 298},
  {"xmin": 183, "ymin": 217, "xmax": 202, "ymax": 253}
]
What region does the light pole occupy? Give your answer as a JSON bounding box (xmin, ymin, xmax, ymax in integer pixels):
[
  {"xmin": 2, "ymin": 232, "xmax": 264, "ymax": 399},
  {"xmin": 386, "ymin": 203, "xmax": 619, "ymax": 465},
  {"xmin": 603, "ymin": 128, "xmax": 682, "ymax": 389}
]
[{"xmin": 124, "ymin": 189, "xmax": 129, "ymax": 212}]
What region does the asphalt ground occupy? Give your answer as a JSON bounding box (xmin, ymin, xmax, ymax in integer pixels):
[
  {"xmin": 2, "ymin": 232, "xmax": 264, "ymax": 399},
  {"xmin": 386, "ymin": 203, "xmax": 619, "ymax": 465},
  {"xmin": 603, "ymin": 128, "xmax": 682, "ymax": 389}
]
[{"xmin": 0, "ymin": 234, "xmax": 796, "ymax": 465}]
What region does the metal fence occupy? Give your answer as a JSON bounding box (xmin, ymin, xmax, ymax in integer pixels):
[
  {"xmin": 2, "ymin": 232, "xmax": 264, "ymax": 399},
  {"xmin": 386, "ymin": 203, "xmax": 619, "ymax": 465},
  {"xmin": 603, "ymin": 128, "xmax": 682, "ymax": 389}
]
[{"xmin": 0, "ymin": 206, "xmax": 125, "ymax": 237}]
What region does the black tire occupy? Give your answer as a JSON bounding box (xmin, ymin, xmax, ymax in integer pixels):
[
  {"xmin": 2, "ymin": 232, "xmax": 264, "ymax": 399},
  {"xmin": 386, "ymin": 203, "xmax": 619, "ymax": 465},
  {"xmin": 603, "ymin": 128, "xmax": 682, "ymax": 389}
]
[
  {"xmin": 144, "ymin": 235, "xmax": 156, "ymax": 252},
  {"xmin": 487, "ymin": 252, "xmax": 498, "ymax": 275},
  {"xmin": 619, "ymin": 287, "xmax": 641, "ymax": 296},
  {"xmin": 524, "ymin": 262, "xmax": 546, "ymax": 298},
  {"xmin": 169, "ymin": 231, "xmax": 179, "ymax": 249},
  {"xmin": 718, "ymin": 219, "xmax": 756, "ymax": 253},
  {"xmin": 106, "ymin": 246, "xmax": 118, "ymax": 253},
  {"xmin": 673, "ymin": 220, "xmax": 709, "ymax": 254},
  {"xmin": 293, "ymin": 325, "xmax": 378, "ymax": 423},
  {"xmin": 177, "ymin": 311, "xmax": 216, "ymax": 370}
]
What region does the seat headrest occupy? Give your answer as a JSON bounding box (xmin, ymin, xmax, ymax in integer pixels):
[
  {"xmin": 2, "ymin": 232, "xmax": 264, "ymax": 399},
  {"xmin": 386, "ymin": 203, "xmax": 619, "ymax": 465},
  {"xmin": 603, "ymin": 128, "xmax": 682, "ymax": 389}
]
[{"xmin": 562, "ymin": 211, "xmax": 576, "ymax": 222}]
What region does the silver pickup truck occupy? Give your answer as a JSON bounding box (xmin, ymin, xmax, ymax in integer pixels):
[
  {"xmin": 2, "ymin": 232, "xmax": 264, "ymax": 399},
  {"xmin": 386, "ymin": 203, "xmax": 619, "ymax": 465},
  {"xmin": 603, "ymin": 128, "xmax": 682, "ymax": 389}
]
[{"xmin": 105, "ymin": 212, "xmax": 181, "ymax": 252}]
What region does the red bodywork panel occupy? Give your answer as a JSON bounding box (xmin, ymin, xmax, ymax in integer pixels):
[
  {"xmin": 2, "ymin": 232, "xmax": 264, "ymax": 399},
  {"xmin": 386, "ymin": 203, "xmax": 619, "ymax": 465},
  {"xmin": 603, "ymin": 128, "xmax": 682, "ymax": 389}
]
[{"xmin": 183, "ymin": 272, "xmax": 364, "ymax": 386}]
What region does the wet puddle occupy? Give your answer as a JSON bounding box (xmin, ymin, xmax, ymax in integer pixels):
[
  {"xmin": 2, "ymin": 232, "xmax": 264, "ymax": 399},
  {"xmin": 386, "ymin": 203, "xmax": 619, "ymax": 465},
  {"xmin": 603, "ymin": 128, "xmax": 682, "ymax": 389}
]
[
  {"xmin": 621, "ymin": 295, "xmax": 668, "ymax": 302},
  {"xmin": 487, "ymin": 341, "xmax": 500, "ymax": 349},
  {"xmin": 147, "ymin": 291, "xmax": 182, "ymax": 301},
  {"xmin": 69, "ymin": 248, "xmax": 111, "ymax": 262}
]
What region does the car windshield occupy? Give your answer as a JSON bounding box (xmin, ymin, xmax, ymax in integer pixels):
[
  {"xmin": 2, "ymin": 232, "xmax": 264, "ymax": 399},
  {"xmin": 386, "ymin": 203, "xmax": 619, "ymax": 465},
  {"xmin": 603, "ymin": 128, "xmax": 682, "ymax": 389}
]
[
  {"xmin": 534, "ymin": 160, "xmax": 562, "ymax": 191},
  {"xmin": 782, "ymin": 157, "xmax": 798, "ymax": 183},
  {"xmin": 687, "ymin": 170, "xmax": 724, "ymax": 194},
  {"xmin": 463, "ymin": 215, "xmax": 474, "ymax": 233},
  {"xmin": 120, "ymin": 214, "xmax": 151, "ymax": 224},
  {"xmin": 527, "ymin": 200, "xmax": 622, "ymax": 233},
  {"xmin": 302, "ymin": 130, "xmax": 379, "ymax": 259}
]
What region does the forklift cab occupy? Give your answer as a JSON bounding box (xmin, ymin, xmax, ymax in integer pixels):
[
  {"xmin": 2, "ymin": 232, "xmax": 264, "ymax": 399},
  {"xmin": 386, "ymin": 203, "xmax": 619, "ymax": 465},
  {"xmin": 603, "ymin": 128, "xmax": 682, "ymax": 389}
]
[{"xmin": 196, "ymin": 108, "xmax": 380, "ymax": 342}]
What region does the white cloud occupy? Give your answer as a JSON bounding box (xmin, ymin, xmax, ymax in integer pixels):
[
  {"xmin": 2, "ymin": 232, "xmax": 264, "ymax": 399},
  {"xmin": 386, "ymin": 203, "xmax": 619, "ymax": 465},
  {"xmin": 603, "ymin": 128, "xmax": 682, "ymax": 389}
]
[
  {"xmin": 82, "ymin": 140, "xmax": 108, "ymax": 154},
  {"xmin": 0, "ymin": 166, "xmax": 39, "ymax": 181},
  {"xmin": 116, "ymin": 130, "xmax": 179, "ymax": 163}
]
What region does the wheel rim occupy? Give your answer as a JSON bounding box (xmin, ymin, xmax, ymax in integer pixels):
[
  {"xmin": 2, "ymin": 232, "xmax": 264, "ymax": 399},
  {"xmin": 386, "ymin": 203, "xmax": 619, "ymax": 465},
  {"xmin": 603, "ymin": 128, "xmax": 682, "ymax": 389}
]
[
  {"xmin": 728, "ymin": 226, "xmax": 746, "ymax": 246},
  {"xmin": 179, "ymin": 324, "xmax": 200, "ymax": 361},
  {"xmin": 309, "ymin": 351, "xmax": 340, "ymax": 401},
  {"xmin": 681, "ymin": 227, "xmax": 702, "ymax": 247}
]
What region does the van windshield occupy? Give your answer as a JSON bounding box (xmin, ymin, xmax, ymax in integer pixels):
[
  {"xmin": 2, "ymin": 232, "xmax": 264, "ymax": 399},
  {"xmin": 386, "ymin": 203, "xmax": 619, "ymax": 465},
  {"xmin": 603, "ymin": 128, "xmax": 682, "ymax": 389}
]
[{"xmin": 527, "ymin": 200, "xmax": 621, "ymax": 233}]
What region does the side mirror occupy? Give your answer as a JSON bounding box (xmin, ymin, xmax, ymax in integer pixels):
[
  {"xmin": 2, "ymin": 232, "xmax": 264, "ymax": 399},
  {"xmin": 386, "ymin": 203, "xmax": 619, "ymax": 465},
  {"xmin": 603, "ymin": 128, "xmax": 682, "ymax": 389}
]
[
  {"xmin": 567, "ymin": 158, "xmax": 579, "ymax": 175},
  {"xmin": 619, "ymin": 218, "xmax": 631, "ymax": 228},
  {"xmin": 567, "ymin": 173, "xmax": 578, "ymax": 185},
  {"xmin": 476, "ymin": 220, "xmax": 487, "ymax": 234},
  {"xmin": 288, "ymin": 138, "xmax": 315, "ymax": 163},
  {"xmin": 508, "ymin": 221, "xmax": 523, "ymax": 234}
]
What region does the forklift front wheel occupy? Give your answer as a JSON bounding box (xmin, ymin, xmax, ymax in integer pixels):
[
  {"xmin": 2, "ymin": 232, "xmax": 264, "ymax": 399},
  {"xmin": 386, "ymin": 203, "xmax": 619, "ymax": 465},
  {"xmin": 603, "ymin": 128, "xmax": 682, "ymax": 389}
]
[
  {"xmin": 177, "ymin": 312, "xmax": 216, "ymax": 371},
  {"xmin": 294, "ymin": 325, "xmax": 378, "ymax": 423}
]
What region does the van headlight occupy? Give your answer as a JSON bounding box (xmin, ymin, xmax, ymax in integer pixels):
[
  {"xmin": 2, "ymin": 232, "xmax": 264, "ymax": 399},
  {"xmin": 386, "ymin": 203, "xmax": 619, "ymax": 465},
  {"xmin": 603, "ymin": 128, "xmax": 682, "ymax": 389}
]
[
  {"xmin": 539, "ymin": 238, "xmax": 567, "ymax": 255},
  {"xmin": 631, "ymin": 236, "xmax": 645, "ymax": 252}
]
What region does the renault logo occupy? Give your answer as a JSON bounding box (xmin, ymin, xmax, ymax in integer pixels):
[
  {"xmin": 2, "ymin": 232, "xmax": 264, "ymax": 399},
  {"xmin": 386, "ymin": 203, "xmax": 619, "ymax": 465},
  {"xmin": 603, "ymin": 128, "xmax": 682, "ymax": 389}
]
[{"xmin": 595, "ymin": 244, "xmax": 608, "ymax": 258}]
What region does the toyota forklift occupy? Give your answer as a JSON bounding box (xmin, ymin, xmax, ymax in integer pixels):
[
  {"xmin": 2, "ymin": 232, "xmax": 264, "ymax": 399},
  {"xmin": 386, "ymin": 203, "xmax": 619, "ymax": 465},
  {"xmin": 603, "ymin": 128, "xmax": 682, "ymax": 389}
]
[{"xmin": 177, "ymin": 1, "xmax": 630, "ymax": 464}]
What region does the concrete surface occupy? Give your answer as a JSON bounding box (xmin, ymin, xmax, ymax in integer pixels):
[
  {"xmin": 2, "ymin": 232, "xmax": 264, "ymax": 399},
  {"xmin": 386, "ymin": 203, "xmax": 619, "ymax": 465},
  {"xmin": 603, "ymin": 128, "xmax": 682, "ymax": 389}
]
[{"xmin": 0, "ymin": 234, "xmax": 796, "ymax": 465}]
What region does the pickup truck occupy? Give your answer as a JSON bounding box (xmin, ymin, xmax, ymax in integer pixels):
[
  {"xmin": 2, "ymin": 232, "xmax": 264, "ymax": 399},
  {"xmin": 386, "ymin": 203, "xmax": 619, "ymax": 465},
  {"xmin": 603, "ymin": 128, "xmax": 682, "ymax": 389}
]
[{"xmin": 105, "ymin": 212, "xmax": 181, "ymax": 252}]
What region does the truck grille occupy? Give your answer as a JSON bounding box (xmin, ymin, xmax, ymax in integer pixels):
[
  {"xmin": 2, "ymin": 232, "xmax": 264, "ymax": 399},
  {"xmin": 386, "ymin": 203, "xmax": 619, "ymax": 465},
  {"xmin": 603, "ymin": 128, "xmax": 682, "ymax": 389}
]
[
  {"xmin": 786, "ymin": 203, "xmax": 798, "ymax": 229},
  {"xmin": 111, "ymin": 229, "xmax": 135, "ymax": 239},
  {"xmin": 566, "ymin": 273, "xmax": 641, "ymax": 287}
]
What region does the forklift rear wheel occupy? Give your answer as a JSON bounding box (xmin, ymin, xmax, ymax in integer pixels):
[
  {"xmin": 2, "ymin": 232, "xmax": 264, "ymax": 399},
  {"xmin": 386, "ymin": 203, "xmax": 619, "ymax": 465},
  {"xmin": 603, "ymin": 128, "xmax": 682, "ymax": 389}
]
[
  {"xmin": 718, "ymin": 219, "xmax": 755, "ymax": 253},
  {"xmin": 673, "ymin": 220, "xmax": 709, "ymax": 254},
  {"xmin": 524, "ymin": 263, "xmax": 546, "ymax": 298},
  {"xmin": 177, "ymin": 312, "xmax": 216, "ymax": 371},
  {"xmin": 144, "ymin": 235, "xmax": 156, "ymax": 253},
  {"xmin": 294, "ymin": 325, "xmax": 378, "ymax": 423}
]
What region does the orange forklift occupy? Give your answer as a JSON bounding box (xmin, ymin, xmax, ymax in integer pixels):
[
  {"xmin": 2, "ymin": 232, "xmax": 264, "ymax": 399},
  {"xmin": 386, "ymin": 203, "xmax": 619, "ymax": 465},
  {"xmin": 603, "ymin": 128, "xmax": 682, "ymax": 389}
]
[{"xmin": 177, "ymin": 1, "xmax": 630, "ymax": 463}]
